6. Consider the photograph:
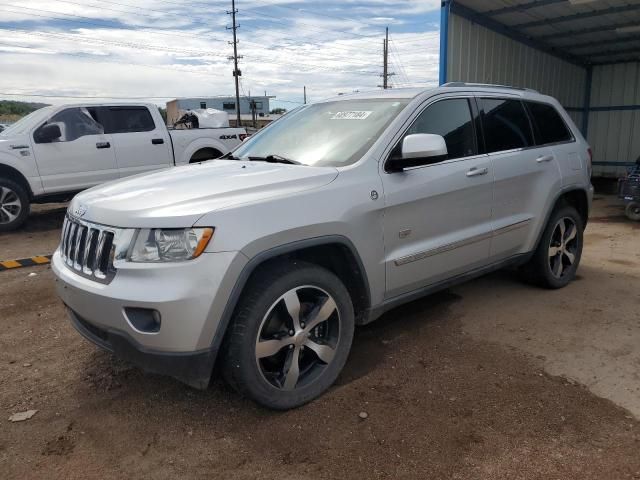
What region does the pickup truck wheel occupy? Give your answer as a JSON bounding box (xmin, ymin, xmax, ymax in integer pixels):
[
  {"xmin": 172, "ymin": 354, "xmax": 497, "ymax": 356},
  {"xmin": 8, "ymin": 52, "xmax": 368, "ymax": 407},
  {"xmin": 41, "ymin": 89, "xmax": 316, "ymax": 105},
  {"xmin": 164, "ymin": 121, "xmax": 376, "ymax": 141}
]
[
  {"xmin": 0, "ymin": 179, "xmax": 29, "ymax": 232},
  {"xmin": 522, "ymin": 205, "xmax": 583, "ymax": 289},
  {"xmin": 222, "ymin": 261, "xmax": 354, "ymax": 410}
]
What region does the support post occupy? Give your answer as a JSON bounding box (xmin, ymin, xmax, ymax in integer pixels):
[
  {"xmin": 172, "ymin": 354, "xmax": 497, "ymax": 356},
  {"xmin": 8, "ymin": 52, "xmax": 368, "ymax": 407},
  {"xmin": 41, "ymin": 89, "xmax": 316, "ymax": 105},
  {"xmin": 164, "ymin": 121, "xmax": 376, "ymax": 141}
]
[
  {"xmin": 582, "ymin": 65, "xmax": 593, "ymax": 138},
  {"xmin": 439, "ymin": 0, "xmax": 451, "ymax": 85}
]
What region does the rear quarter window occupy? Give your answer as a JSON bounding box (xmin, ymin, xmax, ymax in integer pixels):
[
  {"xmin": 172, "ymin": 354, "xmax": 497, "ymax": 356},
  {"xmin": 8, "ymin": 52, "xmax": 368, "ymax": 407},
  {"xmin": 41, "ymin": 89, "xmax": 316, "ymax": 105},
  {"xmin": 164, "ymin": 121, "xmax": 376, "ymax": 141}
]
[{"xmin": 525, "ymin": 101, "xmax": 573, "ymax": 145}]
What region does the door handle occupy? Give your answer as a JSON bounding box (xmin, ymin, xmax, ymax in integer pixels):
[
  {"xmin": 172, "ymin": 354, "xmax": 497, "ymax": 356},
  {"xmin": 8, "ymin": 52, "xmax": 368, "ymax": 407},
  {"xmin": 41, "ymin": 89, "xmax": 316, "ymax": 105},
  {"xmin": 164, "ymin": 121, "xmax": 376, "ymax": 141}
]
[
  {"xmin": 466, "ymin": 167, "xmax": 488, "ymax": 177},
  {"xmin": 152, "ymin": 138, "xmax": 164, "ymax": 145},
  {"xmin": 536, "ymin": 154, "xmax": 554, "ymax": 163},
  {"xmin": 96, "ymin": 142, "xmax": 111, "ymax": 149}
]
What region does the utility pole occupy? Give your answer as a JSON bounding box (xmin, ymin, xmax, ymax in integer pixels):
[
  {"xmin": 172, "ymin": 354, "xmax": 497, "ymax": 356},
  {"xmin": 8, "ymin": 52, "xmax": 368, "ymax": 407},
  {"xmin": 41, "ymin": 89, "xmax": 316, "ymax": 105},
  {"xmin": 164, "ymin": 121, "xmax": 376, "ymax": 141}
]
[
  {"xmin": 380, "ymin": 27, "xmax": 395, "ymax": 89},
  {"xmin": 227, "ymin": 0, "xmax": 242, "ymax": 127},
  {"xmin": 303, "ymin": 86, "xmax": 307, "ymax": 104}
]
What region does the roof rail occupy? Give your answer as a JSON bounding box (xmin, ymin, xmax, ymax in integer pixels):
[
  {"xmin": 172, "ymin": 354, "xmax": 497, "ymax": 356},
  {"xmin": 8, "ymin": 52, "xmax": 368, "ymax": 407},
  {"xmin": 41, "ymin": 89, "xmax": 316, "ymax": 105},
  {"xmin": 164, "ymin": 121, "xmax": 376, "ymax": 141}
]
[{"xmin": 442, "ymin": 82, "xmax": 539, "ymax": 93}]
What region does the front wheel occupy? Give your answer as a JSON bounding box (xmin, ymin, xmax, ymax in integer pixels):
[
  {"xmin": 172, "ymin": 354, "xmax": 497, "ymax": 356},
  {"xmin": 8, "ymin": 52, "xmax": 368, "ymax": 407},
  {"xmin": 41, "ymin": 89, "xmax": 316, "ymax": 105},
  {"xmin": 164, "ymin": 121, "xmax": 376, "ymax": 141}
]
[
  {"xmin": 521, "ymin": 205, "xmax": 584, "ymax": 289},
  {"xmin": 0, "ymin": 178, "xmax": 30, "ymax": 232},
  {"xmin": 222, "ymin": 261, "xmax": 354, "ymax": 410}
]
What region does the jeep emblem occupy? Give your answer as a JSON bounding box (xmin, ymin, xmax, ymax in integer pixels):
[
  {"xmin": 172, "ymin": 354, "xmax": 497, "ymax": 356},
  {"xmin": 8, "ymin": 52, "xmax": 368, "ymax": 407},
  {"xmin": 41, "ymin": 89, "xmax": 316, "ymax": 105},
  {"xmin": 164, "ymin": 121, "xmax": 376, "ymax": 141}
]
[{"xmin": 74, "ymin": 204, "xmax": 88, "ymax": 217}]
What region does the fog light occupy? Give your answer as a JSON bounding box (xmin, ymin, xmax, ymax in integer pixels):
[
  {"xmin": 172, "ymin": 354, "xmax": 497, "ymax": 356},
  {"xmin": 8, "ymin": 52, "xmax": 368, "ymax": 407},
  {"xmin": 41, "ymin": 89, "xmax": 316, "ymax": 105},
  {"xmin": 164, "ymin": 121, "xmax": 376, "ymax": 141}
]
[{"xmin": 124, "ymin": 307, "xmax": 161, "ymax": 333}]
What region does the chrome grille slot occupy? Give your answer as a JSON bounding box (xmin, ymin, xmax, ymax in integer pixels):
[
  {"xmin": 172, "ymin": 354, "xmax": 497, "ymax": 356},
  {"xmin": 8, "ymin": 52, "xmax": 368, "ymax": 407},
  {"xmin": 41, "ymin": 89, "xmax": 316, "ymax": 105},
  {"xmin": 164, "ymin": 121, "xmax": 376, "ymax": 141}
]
[{"xmin": 59, "ymin": 215, "xmax": 120, "ymax": 284}]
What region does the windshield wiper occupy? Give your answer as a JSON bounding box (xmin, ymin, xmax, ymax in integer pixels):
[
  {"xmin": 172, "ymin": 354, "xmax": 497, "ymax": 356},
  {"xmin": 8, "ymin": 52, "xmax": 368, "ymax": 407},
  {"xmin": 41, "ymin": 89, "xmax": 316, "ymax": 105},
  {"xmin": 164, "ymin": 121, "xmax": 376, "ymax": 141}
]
[
  {"xmin": 220, "ymin": 152, "xmax": 240, "ymax": 160},
  {"xmin": 247, "ymin": 154, "xmax": 301, "ymax": 165}
]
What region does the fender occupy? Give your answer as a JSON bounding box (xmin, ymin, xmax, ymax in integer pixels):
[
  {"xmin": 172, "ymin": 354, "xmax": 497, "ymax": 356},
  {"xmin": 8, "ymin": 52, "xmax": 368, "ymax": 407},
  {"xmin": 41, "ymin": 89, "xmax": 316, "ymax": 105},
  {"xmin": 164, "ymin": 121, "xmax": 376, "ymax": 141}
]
[
  {"xmin": 175, "ymin": 136, "xmax": 232, "ymax": 165},
  {"xmin": 531, "ymin": 184, "xmax": 591, "ymax": 253},
  {"xmin": 206, "ymin": 235, "xmax": 371, "ymax": 361},
  {"xmin": 0, "ymin": 151, "xmax": 43, "ymax": 197}
]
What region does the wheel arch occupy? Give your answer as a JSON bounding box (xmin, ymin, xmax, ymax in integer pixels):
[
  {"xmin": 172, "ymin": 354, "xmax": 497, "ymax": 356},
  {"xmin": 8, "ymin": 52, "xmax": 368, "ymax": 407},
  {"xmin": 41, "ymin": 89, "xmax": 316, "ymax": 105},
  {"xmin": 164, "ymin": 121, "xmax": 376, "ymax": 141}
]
[
  {"xmin": 209, "ymin": 236, "xmax": 372, "ymax": 362},
  {"xmin": 532, "ymin": 186, "xmax": 590, "ymax": 253},
  {"xmin": 189, "ymin": 147, "xmax": 223, "ymax": 163},
  {"xmin": 0, "ymin": 163, "xmax": 33, "ymax": 197}
]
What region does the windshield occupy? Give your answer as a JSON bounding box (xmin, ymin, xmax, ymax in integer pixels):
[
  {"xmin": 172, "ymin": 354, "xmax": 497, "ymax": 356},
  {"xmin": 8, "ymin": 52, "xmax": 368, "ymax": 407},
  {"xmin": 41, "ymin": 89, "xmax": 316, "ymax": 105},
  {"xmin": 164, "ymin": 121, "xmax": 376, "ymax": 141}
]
[
  {"xmin": 232, "ymin": 99, "xmax": 409, "ymax": 167},
  {"xmin": 0, "ymin": 107, "xmax": 54, "ymax": 137}
]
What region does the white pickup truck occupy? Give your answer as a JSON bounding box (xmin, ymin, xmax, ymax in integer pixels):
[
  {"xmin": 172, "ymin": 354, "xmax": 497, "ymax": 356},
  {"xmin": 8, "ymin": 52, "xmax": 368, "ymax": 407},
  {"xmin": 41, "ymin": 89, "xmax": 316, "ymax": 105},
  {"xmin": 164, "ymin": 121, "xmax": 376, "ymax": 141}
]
[{"xmin": 0, "ymin": 103, "xmax": 246, "ymax": 231}]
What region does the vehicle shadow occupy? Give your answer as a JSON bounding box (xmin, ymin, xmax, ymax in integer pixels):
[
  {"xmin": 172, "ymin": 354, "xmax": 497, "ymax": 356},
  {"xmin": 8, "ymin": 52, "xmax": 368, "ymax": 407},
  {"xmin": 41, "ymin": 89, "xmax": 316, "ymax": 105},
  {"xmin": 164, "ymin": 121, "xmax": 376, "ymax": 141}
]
[{"xmin": 336, "ymin": 289, "xmax": 463, "ymax": 386}]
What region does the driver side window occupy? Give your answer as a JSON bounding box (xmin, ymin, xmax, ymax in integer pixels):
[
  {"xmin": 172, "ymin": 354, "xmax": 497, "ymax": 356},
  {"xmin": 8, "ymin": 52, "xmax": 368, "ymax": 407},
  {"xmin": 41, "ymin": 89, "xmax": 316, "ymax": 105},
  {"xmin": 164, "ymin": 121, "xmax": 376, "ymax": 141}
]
[
  {"xmin": 34, "ymin": 107, "xmax": 104, "ymax": 143},
  {"xmin": 406, "ymin": 98, "xmax": 477, "ymax": 160}
]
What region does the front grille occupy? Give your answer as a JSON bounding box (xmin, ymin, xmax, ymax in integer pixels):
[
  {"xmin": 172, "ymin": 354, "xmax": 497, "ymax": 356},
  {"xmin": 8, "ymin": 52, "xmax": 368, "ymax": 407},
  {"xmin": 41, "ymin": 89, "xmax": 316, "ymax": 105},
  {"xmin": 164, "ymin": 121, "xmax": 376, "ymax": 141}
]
[{"xmin": 60, "ymin": 215, "xmax": 118, "ymax": 284}]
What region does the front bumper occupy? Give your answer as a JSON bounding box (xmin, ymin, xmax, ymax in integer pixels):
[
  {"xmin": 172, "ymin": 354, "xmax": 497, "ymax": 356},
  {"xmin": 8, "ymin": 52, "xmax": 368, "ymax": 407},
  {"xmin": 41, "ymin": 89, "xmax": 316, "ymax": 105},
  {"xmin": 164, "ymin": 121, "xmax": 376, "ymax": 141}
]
[
  {"xmin": 53, "ymin": 249, "xmax": 248, "ymax": 388},
  {"xmin": 67, "ymin": 307, "xmax": 215, "ymax": 388}
]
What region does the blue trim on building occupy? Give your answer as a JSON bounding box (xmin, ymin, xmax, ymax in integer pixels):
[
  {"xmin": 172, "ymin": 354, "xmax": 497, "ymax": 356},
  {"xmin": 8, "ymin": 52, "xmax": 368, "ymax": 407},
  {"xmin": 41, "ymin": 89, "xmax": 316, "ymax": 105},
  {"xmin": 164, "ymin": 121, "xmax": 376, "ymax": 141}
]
[
  {"xmin": 592, "ymin": 161, "xmax": 636, "ymax": 166},
  {"xmin": 439, "ymin": 0, "xmax": 451, "ymax": 86},
  {"xmin": 589, "ymin": 105, "xmax": 640, "ymax": 112},
  {"xmin": 582, "ymin": 66, "xmax": 592, "ymax": 137}
]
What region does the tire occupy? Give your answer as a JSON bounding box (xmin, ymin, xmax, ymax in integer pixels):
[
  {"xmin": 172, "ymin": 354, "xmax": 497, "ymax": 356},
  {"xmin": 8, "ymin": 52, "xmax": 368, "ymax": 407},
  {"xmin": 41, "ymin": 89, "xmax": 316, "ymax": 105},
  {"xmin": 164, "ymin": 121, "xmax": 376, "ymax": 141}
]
[
  {"xmin": 0, "ymin": 178, "xmax": 30, "ymax": 232},
  {"xmin": 625, "ymin": 202, "xmax": 640, "ymax": 222},
  {"xmin": 221, "ymin": 260, "xmax": 355, "ymax": 410},
  {"xmin": 521, "ymin": 205, "xmax": 584, "ymax": 289}
]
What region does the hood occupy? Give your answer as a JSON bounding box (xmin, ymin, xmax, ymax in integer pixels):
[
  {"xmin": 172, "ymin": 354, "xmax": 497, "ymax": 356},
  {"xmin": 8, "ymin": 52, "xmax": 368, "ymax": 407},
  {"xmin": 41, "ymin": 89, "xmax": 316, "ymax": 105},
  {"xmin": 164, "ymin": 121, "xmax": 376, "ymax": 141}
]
[{"xmin": 70, "ymin": 160, "xmax": 339, "ymax": 228}]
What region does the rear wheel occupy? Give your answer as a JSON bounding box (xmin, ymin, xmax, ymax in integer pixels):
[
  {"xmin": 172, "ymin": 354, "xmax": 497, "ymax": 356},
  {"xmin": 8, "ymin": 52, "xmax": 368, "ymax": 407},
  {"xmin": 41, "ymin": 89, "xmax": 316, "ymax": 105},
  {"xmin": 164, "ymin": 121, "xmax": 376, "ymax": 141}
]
[
  {"xmin": 0, "ymin": 178, "xmax": 29, "ymax": 232},
  {"xmin": 625, "ymin": 201, "xmax": 640, "ymax": 221},
  {"xmin": 222, "ymin": 261, "xmax": 354, "ymax": 410},
  {"xmin": 521, "ymin": 205, "xmax": 583, "ymax": 289}
]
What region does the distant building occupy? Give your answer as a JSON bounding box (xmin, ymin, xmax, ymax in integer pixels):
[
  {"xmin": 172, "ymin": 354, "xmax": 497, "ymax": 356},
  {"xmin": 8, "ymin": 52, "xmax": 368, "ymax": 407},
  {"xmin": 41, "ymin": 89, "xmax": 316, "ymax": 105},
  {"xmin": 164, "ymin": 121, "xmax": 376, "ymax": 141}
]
[{"xmin": 166, "ymin": 96, "xmax": 274, "ymax": 125}]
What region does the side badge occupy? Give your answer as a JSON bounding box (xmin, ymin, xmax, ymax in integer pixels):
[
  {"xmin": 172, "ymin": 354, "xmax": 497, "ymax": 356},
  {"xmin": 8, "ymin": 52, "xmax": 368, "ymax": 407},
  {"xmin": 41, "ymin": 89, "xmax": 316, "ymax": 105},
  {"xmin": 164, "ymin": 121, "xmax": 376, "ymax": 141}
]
[
  {"xmin": 399, "ymin": 229, "xmax": 412, "ymax": 239},
  {"xmin": 370, "ymin": 190, "xmax": 379, "ymax": 201}
]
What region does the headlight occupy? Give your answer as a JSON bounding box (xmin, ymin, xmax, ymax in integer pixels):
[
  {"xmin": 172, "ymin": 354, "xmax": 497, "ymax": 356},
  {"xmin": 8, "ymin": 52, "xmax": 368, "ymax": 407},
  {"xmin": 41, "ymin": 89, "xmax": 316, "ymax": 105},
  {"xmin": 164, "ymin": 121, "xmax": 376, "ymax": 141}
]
[{"xmin": 128, "ymin": 227, "xmax": 214, "ymax": 262}]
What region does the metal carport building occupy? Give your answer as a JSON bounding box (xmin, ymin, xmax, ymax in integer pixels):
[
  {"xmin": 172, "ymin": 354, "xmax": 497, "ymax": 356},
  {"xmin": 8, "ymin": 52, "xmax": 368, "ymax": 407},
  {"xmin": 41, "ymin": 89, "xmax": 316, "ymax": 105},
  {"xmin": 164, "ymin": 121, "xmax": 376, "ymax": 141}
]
[{"xmin": 439, "ymin": 0, "xmax": 640, "ymax": 177}]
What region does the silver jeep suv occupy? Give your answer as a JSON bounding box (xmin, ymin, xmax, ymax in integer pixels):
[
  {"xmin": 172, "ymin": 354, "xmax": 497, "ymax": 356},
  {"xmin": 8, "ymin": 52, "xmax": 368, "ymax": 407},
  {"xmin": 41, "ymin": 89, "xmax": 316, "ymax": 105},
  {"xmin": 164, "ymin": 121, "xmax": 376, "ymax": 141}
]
[{"xmin": 53, "ymin": 84, "xmax": 593, "ymax": 409}]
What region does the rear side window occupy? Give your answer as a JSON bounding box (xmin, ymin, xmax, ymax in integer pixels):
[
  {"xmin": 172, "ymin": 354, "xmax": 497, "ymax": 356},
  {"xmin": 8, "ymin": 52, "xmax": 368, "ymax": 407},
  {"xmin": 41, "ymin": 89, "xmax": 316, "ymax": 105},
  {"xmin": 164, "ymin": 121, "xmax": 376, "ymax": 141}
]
[
  {"xmin": 525, "ymin": 101, "xmax": 573, "ymax": 145},
  {"xmin": 480, "ymin": 98, "xmax": 533, "ymax": 153},
  {"xmin": 104, "ymin": 107, "xmax": 155, "ymax": 134},
  {"xmin": 407, "ymin": 98, "xmax": 476, "ymax": 159}
]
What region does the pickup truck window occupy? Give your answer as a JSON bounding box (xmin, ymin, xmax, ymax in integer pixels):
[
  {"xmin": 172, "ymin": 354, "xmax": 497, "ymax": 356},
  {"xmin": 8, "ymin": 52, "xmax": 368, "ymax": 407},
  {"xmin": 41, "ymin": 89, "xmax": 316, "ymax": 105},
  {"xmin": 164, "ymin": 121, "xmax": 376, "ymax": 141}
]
[
  {"xmin": 232, "ymin": 99, "xmax": 409, "ymax": 167},
  {"xmin": 34, "ymin": 107, "xmax": 104, "ymax": 143},
  {"xmin": 104, "ymin": 107, "xmax": 155, "ymax": 134}
]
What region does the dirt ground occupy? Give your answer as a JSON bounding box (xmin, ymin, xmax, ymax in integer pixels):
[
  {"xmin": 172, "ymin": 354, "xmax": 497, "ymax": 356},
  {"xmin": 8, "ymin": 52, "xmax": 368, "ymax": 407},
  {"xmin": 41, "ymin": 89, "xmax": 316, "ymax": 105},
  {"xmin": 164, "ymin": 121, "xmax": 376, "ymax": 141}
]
[{"xmin": 1, "ymin": 193, "xmax": 639, "ymax": 479}]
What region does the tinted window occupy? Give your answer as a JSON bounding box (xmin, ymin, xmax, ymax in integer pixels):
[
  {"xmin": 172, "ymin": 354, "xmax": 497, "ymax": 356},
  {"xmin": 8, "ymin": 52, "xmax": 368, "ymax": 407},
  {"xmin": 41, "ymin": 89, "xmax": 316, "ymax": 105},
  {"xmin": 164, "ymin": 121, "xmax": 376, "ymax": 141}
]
[
  {"xmin": 34, "ymin": 107, "xmax": 104, "ymax": 143},
  {"xmin": 105, "ymin": 107, "xmax": 155, "ymax": 134},
  {"xmin": 481, "ymin": 98, "xmax": 533, "ymax": 153},
  {"xmin": 200, "ymin": 102, "xmax": 206, "ymax": 109},
  {"xmin": 407, "ymin": 98, "xmax": 476, "ymax": 159},
  {"xmin": 526, "ymin": 101, "xmax": 572, "ymax": 145}
]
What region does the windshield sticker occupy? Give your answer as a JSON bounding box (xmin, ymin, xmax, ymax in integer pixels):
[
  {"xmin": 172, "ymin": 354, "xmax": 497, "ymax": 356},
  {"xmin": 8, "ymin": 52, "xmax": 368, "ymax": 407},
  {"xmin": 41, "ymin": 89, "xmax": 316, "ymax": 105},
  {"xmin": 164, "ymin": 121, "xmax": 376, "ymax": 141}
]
[{"xmin": 330, "ymin": 111, "xmax": 372, "ymax": 120}]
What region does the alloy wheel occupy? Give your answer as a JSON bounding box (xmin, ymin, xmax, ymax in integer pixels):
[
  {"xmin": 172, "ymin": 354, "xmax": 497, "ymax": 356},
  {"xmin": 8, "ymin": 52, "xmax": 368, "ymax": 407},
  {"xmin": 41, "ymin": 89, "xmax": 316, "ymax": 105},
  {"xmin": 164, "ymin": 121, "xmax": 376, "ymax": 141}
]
[
  {"xmin": 255, "ymin": 286, "xmax": 340, "ymax": 391},
  {"xmin": 0, "ymin": 186, "xmax": 22, "ymax": 225},
  {"xmin": 548, "ymin": 217, "xmax": 578, "ymax": 279}
]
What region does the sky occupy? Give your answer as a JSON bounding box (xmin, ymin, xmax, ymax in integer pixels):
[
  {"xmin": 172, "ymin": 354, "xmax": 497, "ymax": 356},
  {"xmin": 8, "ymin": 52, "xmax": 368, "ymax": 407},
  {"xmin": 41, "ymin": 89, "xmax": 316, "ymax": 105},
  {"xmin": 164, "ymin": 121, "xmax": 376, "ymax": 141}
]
[{"xmin": 0, "ymin": 0, "xmax": 442, "ymax": 111}]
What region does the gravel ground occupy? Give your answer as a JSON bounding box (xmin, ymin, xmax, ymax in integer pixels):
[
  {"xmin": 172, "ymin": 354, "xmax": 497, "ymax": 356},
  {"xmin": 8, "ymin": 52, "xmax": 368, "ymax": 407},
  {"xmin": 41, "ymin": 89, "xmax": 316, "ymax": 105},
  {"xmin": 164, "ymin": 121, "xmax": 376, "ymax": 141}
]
[{"xmin": 1, "ymin": 193, "xmax": 639, "ymax": 480}]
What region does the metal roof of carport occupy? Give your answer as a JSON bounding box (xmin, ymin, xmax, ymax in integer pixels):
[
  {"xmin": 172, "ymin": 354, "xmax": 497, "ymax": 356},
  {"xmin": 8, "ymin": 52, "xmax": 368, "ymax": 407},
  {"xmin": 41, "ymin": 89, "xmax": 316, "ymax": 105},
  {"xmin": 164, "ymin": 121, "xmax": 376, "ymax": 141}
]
[{"xmin": 448, "ymin": 0, "xmax": 640, "ymax": 67}]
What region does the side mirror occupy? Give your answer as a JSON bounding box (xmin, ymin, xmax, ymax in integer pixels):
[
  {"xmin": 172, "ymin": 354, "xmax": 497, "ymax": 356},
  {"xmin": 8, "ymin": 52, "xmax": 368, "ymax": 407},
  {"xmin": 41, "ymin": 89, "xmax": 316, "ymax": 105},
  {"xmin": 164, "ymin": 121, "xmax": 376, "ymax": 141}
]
[
  {"xmin": 35, "ymin": 123, "xmax": 62, "ymax": 143},
  {"xmin": 387, "ymin": 134, "xmax": 448, "ymax": 172}
]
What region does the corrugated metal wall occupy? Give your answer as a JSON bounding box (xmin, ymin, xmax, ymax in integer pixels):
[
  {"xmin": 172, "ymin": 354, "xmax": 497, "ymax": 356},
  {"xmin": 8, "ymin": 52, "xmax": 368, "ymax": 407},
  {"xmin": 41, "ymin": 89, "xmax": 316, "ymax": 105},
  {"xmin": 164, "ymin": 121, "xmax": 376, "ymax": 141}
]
[
  {"xmin": 446, "ymin": 14, "xmax": 587, "ymax": 109},
  {"xmin": 588, "ymin": 62, "xmax": 640, "ymax": 177}
]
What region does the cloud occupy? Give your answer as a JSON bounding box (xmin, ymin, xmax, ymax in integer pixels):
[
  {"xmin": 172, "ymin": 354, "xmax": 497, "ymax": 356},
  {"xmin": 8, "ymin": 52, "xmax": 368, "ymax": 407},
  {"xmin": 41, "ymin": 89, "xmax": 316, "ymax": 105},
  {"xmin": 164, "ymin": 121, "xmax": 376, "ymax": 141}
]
[{"xmin": 0, "ymin": 0, "xmax": 441, "ymax": 109}]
